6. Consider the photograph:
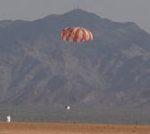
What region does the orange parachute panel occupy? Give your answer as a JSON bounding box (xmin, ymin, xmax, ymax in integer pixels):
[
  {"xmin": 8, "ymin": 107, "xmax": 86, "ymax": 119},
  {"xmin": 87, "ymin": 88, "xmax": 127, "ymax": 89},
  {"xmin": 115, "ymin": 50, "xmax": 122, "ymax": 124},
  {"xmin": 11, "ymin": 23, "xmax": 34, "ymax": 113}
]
[{"xmin": 61, "ymin": 27, "xmax": 93, "ymax": 42}]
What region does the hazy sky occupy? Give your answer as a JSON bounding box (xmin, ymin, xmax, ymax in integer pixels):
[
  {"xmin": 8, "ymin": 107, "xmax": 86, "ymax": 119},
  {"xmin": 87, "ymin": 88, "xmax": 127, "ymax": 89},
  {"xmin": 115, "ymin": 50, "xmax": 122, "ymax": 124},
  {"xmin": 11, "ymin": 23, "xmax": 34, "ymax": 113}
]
[{"xmin": 0, "ymin": 0, "xmax": 150, "ymax": 33}]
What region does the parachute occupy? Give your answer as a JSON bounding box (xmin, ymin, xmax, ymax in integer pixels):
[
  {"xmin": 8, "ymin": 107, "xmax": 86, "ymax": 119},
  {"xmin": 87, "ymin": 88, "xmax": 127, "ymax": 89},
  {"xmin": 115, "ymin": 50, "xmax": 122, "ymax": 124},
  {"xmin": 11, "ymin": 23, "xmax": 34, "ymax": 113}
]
[{"xmin": 61, "ymin": 27, "xmax": 93, "ymax": 42}]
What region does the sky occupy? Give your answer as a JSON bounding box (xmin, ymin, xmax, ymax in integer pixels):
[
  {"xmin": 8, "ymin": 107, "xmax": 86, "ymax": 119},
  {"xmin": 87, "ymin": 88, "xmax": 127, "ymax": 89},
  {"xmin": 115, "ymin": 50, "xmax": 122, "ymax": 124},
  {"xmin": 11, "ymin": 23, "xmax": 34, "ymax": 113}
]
[{"xmin": 0, "ymin": 0, "xmax": 150, "ymax": 33}]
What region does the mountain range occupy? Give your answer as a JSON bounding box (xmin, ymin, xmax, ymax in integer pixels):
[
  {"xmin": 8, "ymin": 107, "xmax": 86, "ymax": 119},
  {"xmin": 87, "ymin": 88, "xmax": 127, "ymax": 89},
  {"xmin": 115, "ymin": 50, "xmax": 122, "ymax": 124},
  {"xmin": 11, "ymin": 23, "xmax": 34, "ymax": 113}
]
[{"xmin": 0, "ymin": 9, "xmax": 150, "ymax": 122}]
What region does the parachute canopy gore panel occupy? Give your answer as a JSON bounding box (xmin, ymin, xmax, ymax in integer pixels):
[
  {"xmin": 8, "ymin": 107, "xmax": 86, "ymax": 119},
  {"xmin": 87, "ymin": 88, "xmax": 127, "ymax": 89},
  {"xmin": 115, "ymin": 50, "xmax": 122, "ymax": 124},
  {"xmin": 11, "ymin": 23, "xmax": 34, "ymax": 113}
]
[{"xmin": 61, "ymin": 27, "xmax": 93, "ymax": 43}]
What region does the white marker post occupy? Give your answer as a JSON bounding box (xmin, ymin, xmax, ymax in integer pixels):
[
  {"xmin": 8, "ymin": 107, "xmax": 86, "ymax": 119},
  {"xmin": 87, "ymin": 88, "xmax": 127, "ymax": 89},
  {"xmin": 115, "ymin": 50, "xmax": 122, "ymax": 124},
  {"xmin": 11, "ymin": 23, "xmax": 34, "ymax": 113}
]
[{"xmin": 6, "ymin": 115, "xmax": 11, "ymax": 123}]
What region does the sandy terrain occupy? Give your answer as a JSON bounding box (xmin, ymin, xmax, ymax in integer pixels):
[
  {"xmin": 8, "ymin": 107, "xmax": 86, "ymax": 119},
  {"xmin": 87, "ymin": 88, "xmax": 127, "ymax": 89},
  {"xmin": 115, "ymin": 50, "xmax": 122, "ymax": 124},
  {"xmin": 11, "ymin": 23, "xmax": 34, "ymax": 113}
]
[{"xmin": 0, "ymin": 122, "xmax": 150, "ymax": 134}]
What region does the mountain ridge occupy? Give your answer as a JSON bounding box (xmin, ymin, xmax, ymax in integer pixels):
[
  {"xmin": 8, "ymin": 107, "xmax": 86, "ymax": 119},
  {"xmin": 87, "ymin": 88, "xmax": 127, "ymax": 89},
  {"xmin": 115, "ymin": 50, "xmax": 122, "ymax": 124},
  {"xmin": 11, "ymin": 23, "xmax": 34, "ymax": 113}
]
[{"xmin": 0, "ymin": 9, "xmax": 150, "ymax": 111}]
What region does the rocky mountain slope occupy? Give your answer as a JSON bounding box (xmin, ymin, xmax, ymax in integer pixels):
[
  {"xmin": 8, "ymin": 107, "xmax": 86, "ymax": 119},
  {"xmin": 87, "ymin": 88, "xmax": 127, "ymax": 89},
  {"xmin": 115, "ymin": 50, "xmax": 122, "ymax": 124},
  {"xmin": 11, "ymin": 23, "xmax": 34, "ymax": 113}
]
[{"xmin": 0, "ymin": 9, "xmax": 150, "ymax": 111}]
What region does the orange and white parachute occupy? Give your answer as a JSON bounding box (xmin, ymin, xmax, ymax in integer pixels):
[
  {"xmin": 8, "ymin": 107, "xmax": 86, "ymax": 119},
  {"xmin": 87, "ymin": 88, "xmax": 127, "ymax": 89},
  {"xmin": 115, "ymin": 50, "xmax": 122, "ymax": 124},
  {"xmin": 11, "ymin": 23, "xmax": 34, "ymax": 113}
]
[{"xmin": 61, "ymin": 27, "xmax": 93, "ymax": 42}]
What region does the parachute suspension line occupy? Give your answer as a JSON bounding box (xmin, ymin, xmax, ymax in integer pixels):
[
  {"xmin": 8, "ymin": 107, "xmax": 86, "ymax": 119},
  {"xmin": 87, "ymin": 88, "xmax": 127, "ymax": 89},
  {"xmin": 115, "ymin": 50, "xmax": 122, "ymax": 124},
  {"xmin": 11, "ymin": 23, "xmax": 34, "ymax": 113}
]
[{"xmin": 62, "ymin": 47, "xmax": 72, "ymax": 105}]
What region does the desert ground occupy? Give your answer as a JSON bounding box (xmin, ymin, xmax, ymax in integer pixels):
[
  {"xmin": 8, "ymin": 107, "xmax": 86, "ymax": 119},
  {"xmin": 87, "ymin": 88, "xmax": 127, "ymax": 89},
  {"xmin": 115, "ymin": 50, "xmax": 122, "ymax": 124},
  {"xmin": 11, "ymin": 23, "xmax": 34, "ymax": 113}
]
[{"xmin": 0, "ymin": 122, "xmax": 150, "ymax": 134}]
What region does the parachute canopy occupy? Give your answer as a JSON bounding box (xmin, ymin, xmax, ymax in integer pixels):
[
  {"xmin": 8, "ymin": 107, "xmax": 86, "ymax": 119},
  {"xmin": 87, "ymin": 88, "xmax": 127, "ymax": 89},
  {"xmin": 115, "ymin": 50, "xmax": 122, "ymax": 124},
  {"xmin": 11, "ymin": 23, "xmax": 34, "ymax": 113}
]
[{"xmin": 61, "ymin": 27, "xmax": 93, "ymax": 42}]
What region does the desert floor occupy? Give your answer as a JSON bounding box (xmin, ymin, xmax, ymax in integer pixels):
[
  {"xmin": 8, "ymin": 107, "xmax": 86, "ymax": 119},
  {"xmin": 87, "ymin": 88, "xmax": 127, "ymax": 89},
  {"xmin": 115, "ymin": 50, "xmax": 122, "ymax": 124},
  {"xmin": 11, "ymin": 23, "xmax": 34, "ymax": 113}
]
[{"xmin": 0, "ymin": 122, "xmax": 150, "ymax": 134}]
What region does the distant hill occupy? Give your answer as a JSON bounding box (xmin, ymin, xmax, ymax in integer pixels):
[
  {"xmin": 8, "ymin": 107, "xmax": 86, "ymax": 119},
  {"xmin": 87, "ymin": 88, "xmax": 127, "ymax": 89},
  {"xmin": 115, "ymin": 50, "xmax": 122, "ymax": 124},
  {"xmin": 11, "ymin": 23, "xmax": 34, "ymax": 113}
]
[{"xmin": 0, "ymin": 9, "xmax": 150, "ymax": 118}]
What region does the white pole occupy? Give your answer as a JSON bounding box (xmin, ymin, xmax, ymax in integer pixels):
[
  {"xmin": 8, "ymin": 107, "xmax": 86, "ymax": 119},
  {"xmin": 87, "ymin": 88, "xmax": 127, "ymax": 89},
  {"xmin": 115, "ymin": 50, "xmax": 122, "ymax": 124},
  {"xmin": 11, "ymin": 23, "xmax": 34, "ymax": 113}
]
[{"xmin": 6, "ymin": 115, "xmax": 11, "ymax": 123}]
